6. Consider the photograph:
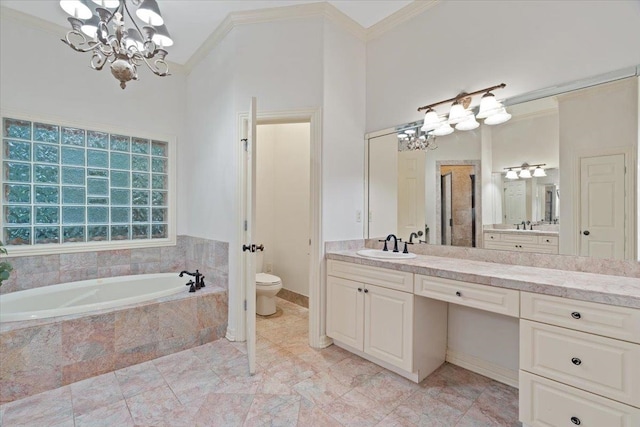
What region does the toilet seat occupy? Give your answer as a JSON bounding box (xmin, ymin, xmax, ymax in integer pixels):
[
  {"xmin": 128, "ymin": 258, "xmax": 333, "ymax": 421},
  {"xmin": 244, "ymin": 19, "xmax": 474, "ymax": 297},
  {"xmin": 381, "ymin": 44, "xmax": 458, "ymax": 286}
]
[{"xmin": 256, "ymin": 272, "xmax": 281, "ymax": 286}]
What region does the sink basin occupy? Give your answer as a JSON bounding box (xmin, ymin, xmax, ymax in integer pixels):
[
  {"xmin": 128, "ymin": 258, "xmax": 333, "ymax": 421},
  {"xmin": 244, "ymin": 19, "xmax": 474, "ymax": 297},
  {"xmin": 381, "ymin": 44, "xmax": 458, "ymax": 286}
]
[{"xmin": 356, "ymin": 249, "xmax": 416, "ymax": 259}]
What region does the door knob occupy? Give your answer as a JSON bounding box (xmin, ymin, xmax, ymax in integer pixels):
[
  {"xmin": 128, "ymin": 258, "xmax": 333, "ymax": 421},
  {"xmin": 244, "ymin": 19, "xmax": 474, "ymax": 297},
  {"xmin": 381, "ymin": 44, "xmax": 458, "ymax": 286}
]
[{"xmin": 583, "ymin": 230, "xmax": 590, "ymax": 236}]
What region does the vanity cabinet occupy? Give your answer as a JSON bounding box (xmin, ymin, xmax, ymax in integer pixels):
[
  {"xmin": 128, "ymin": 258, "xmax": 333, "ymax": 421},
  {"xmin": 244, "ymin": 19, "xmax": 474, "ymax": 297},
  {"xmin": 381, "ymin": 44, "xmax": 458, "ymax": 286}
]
[
  {"xmin": 484, "ymin": 231, "xmax": 559, "ymax": 254},
  {"xmin": 519, "ymin": 292, "xmax": 640, "ymax": 425},
  {"xmin": 326, "ymin": 260, "xmax": 447, "ymax": 382}
]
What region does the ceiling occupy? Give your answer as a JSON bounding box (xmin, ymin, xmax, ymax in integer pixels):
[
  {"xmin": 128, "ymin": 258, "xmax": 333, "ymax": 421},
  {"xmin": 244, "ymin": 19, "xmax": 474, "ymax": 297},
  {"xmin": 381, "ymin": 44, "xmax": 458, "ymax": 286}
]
[{"xmin": 1, "ymin": 0, "xmax": 414, "ymax": 65}]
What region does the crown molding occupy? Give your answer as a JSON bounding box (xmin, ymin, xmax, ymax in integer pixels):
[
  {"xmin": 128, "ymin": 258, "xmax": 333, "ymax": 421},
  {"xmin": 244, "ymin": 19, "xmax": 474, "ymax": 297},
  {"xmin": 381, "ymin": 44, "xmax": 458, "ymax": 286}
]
[
  {"xmin": 0, "ymin": 6, "xmax": 186, "ymax": 75},
  {"xmin": 366, "ymin": 0, "xmax": 440, "ymax": 42},
  {"xmin": 184, "ymin": 2, "xmax": 366, "ymax": 73}
]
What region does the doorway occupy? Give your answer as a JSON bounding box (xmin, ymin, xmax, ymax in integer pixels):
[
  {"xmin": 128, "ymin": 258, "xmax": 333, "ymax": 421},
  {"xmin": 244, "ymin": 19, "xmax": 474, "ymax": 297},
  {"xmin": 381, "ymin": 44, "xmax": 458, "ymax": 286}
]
[
  {"xmin": 255, "ymin": 123, "xmax": 311, "ymax": 310},
  {"xmin": 437, "ymin": 163, "xmax": 479, "ymax": 247}
]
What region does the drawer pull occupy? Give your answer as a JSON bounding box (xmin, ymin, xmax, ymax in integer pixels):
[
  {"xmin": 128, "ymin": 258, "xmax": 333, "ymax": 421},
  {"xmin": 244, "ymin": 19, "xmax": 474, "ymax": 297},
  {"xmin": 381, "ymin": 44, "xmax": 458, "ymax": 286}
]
[
  {"xmin": 571, "ymin": 416, "xmax": 581, "ymax": 425},
  {"xmin": 357, "ymin": 288, "xmax": 362, "ymax": 292},
  {"xmin": 455, "ymin": 291, "xmax": 462, "ymax": 297},
  {"xmin": 571, "ymin": 357, "xmax": 582, "ymax": 366},
  {"xmin": 571, "ymin": 311, "xmax": 581, "ymax": 319},
  {"xmin": 364, "ymin": 289, "xmax": 369, "ymax": 293}
]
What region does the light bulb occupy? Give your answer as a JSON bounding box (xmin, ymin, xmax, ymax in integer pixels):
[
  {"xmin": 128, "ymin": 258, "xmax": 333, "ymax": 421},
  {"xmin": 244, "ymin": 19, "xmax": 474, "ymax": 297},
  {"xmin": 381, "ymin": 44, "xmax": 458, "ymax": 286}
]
[
  {"xmin": 533, "ymin": 166, "xmax": 547, "ymax": 177},
  {"xmin": 455, "ymin": 114, "xmax": 479, "ymax": 131},
  {"xmin": 484, "ymin": 107, "xmax": 512, "ymax": 125},
  {"xmin": 477, "ymin": 92, "xmax": 501, "ymax": 119},
  {"xmin": 505, "ymin": 169, "xmax": 519, "ymax": 180},
  {"xmin": 519, "ymin": 168, "xmax": 532, "ymax": 179},
  {"xmin": 432, "ymin": 122, "xmax": 454, "ymax": 136},
  {"xmin": 421, "ymin": 108, "xmax": 441, "ymax": 132}
]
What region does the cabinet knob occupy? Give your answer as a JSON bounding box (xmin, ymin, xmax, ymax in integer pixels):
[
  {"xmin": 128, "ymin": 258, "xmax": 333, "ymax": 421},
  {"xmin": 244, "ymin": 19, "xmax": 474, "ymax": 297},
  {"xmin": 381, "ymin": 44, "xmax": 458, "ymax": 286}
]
[
  {"xmin": 571, "ymin": 416, "xmax": 581, "ymax": 425},
  {"xmin": 490, "ymin": 236, "xmax": 494, "ymax": 239},
  {"xmin": 357, "ymin": 288, "xmax": 362, "ymax": 292},
  {"xmin": 571, "ymin": 312, "xmax": 581, "ymax": 320},
  {"xmin": 455, "ymin": 291, "xmax": 462, "ymax": 297},
  {"xmin": 546, "ymin": 239, "xmax": 550, "ymax": 243},
  {"xmin": 571, "ymin": 357, "xmax": 582, "ymax": 366},
  {"xmin": 364, "ymin": 289, "xmax": 369, "ymax": 293}
]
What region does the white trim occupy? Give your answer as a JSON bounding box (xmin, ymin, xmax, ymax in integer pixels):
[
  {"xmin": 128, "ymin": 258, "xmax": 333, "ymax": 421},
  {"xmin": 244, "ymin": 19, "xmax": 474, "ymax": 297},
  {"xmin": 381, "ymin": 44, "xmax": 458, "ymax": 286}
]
[
  {"xmin": 572, "ymin": 145, "xmax": 636, "ymax": 260},
  {"xmin": 1, "ymin": 109, "xmax": 177, "ymax": 256},
  {"xmin": 366, "ymin": 0, "xmax": 441, "ymax": 41},
  {"xmin": 232, "ymin": 108, "xmax": 324, "ymax": 348},
  {"xmin": 446, "ymin": 349, "xmax": 519, "ymax": 388}
]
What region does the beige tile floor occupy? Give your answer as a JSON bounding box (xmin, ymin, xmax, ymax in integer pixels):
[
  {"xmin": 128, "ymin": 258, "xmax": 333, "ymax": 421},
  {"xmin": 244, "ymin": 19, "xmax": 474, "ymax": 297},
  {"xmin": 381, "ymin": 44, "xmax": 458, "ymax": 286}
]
[{"xmin": 0, "ymin": 298, "xmax": 520, "ymax": 426}]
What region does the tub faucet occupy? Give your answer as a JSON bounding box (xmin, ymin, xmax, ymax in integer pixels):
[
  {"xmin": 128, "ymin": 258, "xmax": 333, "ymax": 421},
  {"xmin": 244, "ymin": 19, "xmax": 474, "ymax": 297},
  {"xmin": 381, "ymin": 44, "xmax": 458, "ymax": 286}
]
[{"xmin": 179, "ymin": 270, "xmax": 206, "ymax": 290}]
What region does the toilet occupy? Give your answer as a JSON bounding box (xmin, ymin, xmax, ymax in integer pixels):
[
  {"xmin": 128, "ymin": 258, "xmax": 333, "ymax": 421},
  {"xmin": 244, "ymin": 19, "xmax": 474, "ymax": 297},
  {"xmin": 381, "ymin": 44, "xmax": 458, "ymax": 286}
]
[{"xmin": 255, "ymin": 252, "xmax": 283, "ymax": 316}]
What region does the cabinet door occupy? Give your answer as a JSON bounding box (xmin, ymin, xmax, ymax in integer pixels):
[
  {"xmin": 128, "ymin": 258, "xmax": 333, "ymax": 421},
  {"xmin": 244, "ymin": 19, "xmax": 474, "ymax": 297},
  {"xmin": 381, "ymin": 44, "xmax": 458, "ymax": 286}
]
[
  {"xmin": 364, "ymin": 284, "xmax": 413, "ymax": 371},
  {"xmin": 327, "ymin": 276, "xmax": 364, "ymax": 350}
]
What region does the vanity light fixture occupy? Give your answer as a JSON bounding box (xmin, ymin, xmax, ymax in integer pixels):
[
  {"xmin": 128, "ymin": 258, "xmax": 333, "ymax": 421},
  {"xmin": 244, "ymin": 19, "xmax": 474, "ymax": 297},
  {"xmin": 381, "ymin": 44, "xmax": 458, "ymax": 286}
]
[
  {"xmin": 503, "ymin": 163, "xmax": 547, "ymax": 179},
  {"xmin": 60, "ymin": 0, "xmax": 172, "ymax": 89},
  {"xmin": 417, "ymin": 83, "xmax": 511, "ymax": 136}
]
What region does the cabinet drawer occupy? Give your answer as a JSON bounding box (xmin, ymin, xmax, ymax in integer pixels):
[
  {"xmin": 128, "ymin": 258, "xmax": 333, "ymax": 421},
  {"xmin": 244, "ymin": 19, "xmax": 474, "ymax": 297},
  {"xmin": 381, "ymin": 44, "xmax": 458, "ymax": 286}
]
[
  {"xmin": 501, "ymin": 233, "xmax": 538, "ymax": 244},
  {"xmin": 414, "ymin": 274, "xmax": 519, "ymax": 317},
  {"xmin": 521, "ymin": 292, "xmax": 640, "ymax": 344},
  {"xmin": 519, "ymin": 371, "xmax": 640, "ymax": 427},
  {"xmin": 520, "ymin": 320, "xmax": 640, "ymax": 406},
  {"xmin": 484, "ymin": 232, "xmax": 501, "ymax": 242},
  {"xmin": 327, "ymin": 260, "xmax": 413, "ymax": 292},
  {"xmin": 538, "ymin": 235, "xmax": 558, "ymax": 245}
]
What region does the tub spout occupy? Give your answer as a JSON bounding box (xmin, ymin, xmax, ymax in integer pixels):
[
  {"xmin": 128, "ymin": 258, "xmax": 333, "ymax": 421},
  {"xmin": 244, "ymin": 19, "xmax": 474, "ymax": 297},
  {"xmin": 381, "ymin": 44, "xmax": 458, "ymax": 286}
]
[{"xmin": 179, "ymin": 270, "xmax": 204, "ymax": 290}]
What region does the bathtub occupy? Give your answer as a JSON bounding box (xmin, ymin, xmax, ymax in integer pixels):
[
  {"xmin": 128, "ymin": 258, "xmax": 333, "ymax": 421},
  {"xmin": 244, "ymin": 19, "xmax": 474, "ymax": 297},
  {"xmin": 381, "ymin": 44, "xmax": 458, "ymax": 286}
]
[
  {"xmin": 0, "ymin": 272, "xmax": 187, "ymax": 322},
  {"xmin": 0, "ymin": 272, "xmax": 228, "ymax": 404}
]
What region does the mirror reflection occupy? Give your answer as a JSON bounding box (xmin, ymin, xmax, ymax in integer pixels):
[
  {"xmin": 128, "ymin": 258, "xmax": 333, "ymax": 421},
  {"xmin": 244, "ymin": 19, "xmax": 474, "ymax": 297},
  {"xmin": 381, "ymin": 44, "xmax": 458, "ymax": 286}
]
[{"xmin": 366, "ymin": 73, "xmax": 638, "ymax": 260}]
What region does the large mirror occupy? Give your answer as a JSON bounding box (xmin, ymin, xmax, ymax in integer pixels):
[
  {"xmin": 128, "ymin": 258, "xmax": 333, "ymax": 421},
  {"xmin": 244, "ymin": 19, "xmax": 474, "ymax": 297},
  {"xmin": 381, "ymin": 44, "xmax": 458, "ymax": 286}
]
[{"xmin": 365, "ymin": 70, "xmax": 638, "ymax": 260}]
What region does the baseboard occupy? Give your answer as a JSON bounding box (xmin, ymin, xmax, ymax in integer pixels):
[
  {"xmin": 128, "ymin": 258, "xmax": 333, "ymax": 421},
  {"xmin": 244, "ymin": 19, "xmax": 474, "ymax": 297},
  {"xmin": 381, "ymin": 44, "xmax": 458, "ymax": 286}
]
[
  {"xmin": 446, "ymin": 349, "xmax": 519, "ymax": 388},
  {"xmin": 225, "ymin": 327, "xmax": 237, "ymax": 342},
  {"xmin": 277, "ymin": 288, "xmax": 309, "ymax": 308}
]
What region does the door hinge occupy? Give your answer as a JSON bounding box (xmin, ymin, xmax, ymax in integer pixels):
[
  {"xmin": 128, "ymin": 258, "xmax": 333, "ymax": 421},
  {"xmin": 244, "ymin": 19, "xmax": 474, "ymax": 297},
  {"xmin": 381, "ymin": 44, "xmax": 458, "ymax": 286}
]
[
  {"xmin": 244, "ymin": 220, "xmax": 248, "ymax": 231},
  {"xmin": 244, "ymin": 299, "xmax": 247, "ymax": 311},
  {"xmin": 242, "ymin": 138, "xmax": 248, "ymax": 151}
]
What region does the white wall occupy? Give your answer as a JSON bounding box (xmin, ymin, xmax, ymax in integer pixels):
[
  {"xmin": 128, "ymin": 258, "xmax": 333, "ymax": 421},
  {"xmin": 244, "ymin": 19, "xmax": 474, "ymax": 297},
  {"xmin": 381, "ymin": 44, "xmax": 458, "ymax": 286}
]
[
  {"xmin": 366, "ymin": 0, "xmax": 640, "ymax": 132},
  {"xmin": 0, "ymin": 11, "xmax": 189, "ymax": 233},
  {"xmin": 256, "ymin": 123, "xmax": 311, "ymax": 297}
]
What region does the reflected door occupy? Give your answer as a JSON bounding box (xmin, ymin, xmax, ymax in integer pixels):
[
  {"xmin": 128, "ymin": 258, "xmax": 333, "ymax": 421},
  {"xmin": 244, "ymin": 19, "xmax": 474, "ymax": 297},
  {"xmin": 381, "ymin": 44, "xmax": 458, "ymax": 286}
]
[
  {"xmin": 397, "ymin": 150, "xmax": 426, "ymax": 241},
  {"xmin": 579, "ymin": 154, "xmax": 625, "ymax": 259},
  {"xmin": 503, "ymin": 180, "xmax": 526, "ymax": 224}
]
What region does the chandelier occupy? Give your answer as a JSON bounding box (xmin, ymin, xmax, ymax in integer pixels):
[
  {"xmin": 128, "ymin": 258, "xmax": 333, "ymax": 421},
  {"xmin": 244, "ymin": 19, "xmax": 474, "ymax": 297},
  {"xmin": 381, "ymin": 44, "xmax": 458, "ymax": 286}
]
[
  {"xmin": 417, "ymin": 83, "xmax": 512, "ymax": 136},
  {"xmin": 60, "ymin": 0, "xmax": 173, "ymax": 89},
  {"xmin": 397, "ymin": 124, "xmax": 438, "ymax": 151}
]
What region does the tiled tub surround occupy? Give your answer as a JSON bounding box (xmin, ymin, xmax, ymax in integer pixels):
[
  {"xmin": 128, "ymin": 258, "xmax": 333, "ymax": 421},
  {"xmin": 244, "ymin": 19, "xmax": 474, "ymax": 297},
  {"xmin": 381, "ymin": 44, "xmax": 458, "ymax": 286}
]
[
  {"xmin": 340, "ymin": 238, "xmax": 640, "ymax": 278},
  {"xmin": 0, "ymin": 285, "xmax": 228, "ymax": 404},
  {"xmin": 0, "ymin": 235, "xmax": 229, "ymax": 294},
  {"xmin": 326, "ymin": 250, "xmax": 640, "ymax": 308}
]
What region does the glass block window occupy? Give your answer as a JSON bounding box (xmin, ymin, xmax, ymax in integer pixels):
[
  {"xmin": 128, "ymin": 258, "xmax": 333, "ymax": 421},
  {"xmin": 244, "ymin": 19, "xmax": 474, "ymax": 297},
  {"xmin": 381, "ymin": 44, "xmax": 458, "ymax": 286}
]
[{"xmin": 2, "ymin": 117, "xmax": 170, "ymax": 246}]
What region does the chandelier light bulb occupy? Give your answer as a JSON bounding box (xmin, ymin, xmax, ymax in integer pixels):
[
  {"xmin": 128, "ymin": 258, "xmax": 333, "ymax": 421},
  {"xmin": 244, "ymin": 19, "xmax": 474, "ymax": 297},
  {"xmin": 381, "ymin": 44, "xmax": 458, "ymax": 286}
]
[
  {"xmin": 505, "ymin": 169, "xmax": 519, "ymax": 180},
  {"xmin": 80, "ymin": 14, "xmax": 100, "ymax": 38},
  {"xmin": 60, "ymin": 0, "xmax": 93, "ymax": 19},
  {"xmin": 136, "ymin": 0, "xmax": 164, "ymax": 26}
]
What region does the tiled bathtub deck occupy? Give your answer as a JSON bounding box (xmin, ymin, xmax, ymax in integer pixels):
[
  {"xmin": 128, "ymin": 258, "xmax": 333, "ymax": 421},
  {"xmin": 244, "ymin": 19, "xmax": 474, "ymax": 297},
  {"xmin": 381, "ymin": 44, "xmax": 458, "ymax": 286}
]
[{"xmin": 0, "ymin": 298, "xmax": 520, "ymax": 426}]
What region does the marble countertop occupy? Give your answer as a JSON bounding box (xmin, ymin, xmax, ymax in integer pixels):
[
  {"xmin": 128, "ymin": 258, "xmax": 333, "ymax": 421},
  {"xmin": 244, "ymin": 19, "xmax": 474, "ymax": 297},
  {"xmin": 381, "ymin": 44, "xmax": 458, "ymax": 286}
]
[
  {"xmin": 326, "ymin": 250, "xmax": 640, "ymax": 309},
  {"xmin": 483, "ymin": 229, "xmax": 559, "ymax": 237}
]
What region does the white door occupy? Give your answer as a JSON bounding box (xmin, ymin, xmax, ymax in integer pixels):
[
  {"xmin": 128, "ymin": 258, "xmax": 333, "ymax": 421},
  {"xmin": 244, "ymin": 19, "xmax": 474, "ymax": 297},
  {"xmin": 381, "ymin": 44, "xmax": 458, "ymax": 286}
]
[
  {"xmin": 579, "ymin": 154, "xmax": 626, "ymax": 259},
  {"xmin": 503, "ymin": 180, "xmax": 526, "ymax": 225},
  {"xmin": 243, "ymin": 97, "xmax": 257, "ymax": 374},
  {"xmin": 397, "ymin": 150, "xmax": 426, "ymax": 241},
  {"xmin": 326, "ymin": 276, "xmax": 364, "ymax": 350},
  {"xmin": 441, "ymin": 173, "xmax": 452, "ymax": 245},
  {"xmin": 364, "ymin": 284, "xmax": 413, "ymax": 372}
]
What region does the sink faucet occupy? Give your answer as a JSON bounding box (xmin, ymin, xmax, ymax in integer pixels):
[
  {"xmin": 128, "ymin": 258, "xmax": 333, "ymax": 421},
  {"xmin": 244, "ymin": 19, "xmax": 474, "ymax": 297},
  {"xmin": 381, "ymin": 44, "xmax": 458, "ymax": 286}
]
[
  {"xmin": 409, "ymin": 232, "xmax": 419, "ymax": 244},
  {"xmin": 179, "ymin": 270, "xmax": 206, "ymax": 291},
  {"xmin": 385, "ymin": 234, "xmax": 400, "ymax": 252}
]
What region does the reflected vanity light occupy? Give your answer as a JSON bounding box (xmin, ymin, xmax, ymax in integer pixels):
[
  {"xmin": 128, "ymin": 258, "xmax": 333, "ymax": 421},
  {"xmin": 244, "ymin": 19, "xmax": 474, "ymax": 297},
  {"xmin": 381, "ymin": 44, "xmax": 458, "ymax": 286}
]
[{"xmin": 504, "ymin": 163, "xmax": 546, "ymax": 180}]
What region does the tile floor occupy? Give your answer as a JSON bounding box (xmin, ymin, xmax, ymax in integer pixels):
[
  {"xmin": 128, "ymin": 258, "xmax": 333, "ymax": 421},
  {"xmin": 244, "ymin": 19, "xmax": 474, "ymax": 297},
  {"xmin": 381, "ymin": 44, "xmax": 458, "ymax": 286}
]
[{"xmin": 0, "ymin": 298, "xmax": 520, "ymax": 426}]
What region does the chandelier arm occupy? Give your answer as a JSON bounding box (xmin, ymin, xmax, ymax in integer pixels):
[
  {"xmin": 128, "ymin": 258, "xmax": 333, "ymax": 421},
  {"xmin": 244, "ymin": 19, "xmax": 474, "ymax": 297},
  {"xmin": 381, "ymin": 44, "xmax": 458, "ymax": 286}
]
[
  {"xmin": 123, "ymin": 1, "xmax": 151, "ymax": 50},
  {"xmin": 135, "ymin": 54, "xmax": 170, "ymax": 76},
  {"xmin": 62, "ymin": 31, "xmax": 106, "ymax": 53},
  {"xmin": 417, "ymin": 83, "xmax": 506, "ymax": 112}
]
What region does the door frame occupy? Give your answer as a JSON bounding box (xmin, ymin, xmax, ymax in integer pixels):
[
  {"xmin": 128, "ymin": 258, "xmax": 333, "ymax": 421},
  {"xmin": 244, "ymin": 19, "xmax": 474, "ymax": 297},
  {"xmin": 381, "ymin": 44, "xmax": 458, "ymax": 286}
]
[
  {"xmin": 573, "ymin": 145, "xmax": 636, "ymax": 259},
  {"xmin": 235, "ymin": 107, "xmax": 326, "ymax": 348},
  {"xmin": 434, "ymin": 160, "xmax": 482, "ymax": 247}
]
